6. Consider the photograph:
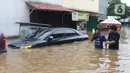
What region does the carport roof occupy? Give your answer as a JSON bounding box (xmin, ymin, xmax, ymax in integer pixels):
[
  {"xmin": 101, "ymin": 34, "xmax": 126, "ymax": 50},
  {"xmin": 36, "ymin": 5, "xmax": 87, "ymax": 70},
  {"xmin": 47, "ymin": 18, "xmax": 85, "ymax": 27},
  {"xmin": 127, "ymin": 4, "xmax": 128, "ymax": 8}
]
[
  {"xmin": 16, "ymin": 22, "xmax": 51, "ymax": 27},
  {"xmin": 26, "ymin": 1, "xmax": 72, "ymax": 12}
]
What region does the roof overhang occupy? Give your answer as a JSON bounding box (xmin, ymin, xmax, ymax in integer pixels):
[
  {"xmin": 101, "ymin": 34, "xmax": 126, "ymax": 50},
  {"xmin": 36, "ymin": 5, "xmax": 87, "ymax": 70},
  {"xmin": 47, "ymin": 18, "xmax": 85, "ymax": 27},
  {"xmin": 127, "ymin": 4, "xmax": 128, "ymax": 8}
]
[
  {"xmin": 68, "ymin": 8, "xmax": 104, "ymax": 16},
  {"xmin": 16, "ymin": 22, "xmax": 51, "ymax": 27},
  {"xmin": 26, "ymin": 1, "xmax": 72, "ymax": 12}
]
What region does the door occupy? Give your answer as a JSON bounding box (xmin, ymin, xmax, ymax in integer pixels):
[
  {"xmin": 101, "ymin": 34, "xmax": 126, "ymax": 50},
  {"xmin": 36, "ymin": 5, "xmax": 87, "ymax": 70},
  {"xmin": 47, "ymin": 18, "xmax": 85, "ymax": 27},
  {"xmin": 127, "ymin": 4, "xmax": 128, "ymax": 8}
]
[{"xmin": 46, "ymin": 30, "xmax": 65, "ymax": 45}]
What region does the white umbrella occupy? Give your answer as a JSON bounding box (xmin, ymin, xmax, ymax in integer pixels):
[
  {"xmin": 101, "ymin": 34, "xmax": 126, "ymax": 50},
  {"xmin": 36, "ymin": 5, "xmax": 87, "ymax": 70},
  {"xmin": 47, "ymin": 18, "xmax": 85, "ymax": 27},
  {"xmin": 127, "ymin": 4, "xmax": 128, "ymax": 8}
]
[
  {"xmin": 100, "ymin": 17, "xmax": 121, "ymax": 24},
  {"xmin": 100, "ymin": 17, "xmax": 122, "ymax": 28}
]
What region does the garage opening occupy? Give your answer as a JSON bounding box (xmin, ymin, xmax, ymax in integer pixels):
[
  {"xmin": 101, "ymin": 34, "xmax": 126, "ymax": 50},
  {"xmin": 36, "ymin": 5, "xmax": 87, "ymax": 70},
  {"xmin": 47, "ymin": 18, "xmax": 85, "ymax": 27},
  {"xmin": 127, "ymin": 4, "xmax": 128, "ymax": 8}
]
[
  {"xmin": 30, "ymin": 10, "xmax": 61, "ymax": 27},
  {"xmin": 27, "ymin": 1, "xmax": 76, "ymax": 29}
]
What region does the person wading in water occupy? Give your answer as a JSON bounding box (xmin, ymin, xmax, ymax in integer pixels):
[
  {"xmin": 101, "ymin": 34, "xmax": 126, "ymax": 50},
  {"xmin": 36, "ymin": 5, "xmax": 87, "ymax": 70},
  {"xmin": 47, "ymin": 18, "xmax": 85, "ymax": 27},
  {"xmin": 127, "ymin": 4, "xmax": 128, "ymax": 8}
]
[
  {"xmin": 91, "ymin": 28, "xmax": 106, "ymax": 49},
  {"xmin": 105, "ymin": 25, "xmax": 120, "ymax": 50}
]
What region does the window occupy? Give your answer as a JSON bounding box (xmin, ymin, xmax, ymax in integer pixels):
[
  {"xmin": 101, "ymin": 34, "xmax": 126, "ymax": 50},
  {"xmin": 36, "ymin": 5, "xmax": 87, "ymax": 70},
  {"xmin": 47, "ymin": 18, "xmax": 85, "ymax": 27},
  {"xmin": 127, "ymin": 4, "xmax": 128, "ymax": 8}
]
[
  {"xmin": 64, "ymin": 29, "xmax": 79, "ymax": 37},
  {"xmin": 49, "ymin": 30, "xmax": 65, "ymax": 39},
  {"xmin": 26, "ymin": 29, "xmax": 51, "ymax": 39}
]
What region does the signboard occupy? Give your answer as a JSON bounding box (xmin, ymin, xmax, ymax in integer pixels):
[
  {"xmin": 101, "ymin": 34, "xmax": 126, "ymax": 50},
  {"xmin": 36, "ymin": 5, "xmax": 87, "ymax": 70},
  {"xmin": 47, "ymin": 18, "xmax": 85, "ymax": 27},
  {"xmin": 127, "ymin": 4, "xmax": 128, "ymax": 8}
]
[
  {"xmin": 72, "ymin": 11, "xmax": 89, "ymax": 21},
  {"xmin": 72, "ymin": 11, "xmax": 78, "ymax": 21},
  {"xmin": 114, "ymin": 4, "xmax": 125, "ymax": 15},
  {"xmin": 78, "ymin": 12, "xmax": 89, "ymax": 21}
]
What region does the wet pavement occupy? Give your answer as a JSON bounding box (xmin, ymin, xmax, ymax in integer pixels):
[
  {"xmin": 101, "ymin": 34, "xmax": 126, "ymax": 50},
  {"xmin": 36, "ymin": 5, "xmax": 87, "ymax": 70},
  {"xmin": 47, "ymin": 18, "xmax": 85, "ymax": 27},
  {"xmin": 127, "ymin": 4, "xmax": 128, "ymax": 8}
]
[{"xmin": 0, "ymin": 27, "xmax": 130, "ymax": 73}]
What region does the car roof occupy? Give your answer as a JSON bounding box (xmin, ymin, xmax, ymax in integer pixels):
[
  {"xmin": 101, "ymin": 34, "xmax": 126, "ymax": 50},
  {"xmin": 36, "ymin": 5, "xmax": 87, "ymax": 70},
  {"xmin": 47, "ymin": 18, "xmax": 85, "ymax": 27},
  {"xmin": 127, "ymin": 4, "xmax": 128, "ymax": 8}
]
[
  {"xmin": 34, "ymin": 27, "xmax": 74, "ymax": 32},
  {"xmin": 37, "ymin": 28, "xmax": 76, "ymax": 33},
  {"xmin": 47, "ymin": 27, "xmax": 74, "ymax": 31}
]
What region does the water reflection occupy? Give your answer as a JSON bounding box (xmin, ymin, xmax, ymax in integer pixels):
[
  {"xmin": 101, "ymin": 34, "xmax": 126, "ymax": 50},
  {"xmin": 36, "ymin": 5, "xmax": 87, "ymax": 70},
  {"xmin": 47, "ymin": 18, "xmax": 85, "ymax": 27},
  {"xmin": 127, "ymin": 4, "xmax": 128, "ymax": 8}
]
[{"xmin": 0, "ymin": 54, "xmax": 8, "ymax": 73}]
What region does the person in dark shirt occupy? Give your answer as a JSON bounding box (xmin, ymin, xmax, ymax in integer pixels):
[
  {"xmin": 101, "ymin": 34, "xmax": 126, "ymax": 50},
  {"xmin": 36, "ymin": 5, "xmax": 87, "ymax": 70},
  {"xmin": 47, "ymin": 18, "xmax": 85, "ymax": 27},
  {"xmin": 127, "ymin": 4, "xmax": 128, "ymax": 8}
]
[
  {"xmin": 106, "ymin": 25, "xmax": 120, "ymax": 50},
  {"xmin": 91, "ymin": 28, "xmax": 106, "ymax": 49}
]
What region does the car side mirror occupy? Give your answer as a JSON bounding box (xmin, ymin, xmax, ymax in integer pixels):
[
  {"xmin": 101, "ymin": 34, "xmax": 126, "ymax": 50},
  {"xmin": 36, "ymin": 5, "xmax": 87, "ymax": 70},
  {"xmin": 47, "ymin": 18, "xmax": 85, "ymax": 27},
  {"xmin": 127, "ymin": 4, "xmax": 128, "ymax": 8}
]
[{"xmin": 47, "ymin": 36, "xmax": 54, "ymax": 41}]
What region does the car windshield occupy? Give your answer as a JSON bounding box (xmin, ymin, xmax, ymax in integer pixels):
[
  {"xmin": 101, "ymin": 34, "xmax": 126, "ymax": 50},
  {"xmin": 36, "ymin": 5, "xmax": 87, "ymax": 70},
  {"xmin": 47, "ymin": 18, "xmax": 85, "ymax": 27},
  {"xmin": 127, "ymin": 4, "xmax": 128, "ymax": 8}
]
[{"xmin": 26, "ymin": 28, "xmax": 51, "ymax": 39}]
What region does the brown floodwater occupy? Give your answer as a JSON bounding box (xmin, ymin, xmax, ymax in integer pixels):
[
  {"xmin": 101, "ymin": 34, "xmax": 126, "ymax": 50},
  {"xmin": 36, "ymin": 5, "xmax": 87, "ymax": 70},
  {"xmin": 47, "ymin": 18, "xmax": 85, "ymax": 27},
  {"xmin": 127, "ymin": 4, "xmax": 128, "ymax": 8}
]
[{"xmin": 0, "ymin": 27, "xmax": 130, "ymax": 73}]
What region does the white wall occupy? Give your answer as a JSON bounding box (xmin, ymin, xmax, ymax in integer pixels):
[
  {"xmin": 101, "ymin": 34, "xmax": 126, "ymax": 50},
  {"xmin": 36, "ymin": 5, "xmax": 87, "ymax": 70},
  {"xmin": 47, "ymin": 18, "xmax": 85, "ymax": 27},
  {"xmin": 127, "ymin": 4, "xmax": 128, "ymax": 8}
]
[
  {"xmin": 0, "ymin": 0, "xmax": 30, "ymax": 37},
  {"xmin": 63, "ymin": 0, "xmax": 100, "ymax": 12},
  {"xmin": 0, "ymin": 0, "xmax": 13, "ymax": 37},
  {"xmin": 28, "ymin": 0, "xmax": 62, "ymax": 5}
]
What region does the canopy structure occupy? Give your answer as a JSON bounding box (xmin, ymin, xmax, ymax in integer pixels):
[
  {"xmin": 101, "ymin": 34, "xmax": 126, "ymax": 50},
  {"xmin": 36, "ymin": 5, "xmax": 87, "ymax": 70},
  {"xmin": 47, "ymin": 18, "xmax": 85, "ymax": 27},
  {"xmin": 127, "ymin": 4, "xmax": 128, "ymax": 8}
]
[
  {"xmin": 26, "ymin": 1, "xmax": 72, "ymax": 12},
  {"xmin": 99, "ymin": 17, "xmax": 122, "ymax": 28}
]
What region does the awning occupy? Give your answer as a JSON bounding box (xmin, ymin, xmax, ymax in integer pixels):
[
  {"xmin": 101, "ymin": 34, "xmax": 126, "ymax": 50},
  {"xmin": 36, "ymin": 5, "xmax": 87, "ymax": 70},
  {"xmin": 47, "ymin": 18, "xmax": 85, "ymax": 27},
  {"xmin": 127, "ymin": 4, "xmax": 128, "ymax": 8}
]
[
  {"xmin": 99, "ymin": 17, "xmax": 122, "ymax": 28},
  {"xmin": 26, "ymin": 1, "xmax": 72, "ymax": 12},
  {"xmin": 68, "ymin": 8, "xmax": 104, "ymax": 16},
  {"xmin": 16, "ymin": 22, "xmax": 51, "ymax": 27},
  {"xmin": 100, "ymin": 17, "xmax": 122, "ymax": 24}
]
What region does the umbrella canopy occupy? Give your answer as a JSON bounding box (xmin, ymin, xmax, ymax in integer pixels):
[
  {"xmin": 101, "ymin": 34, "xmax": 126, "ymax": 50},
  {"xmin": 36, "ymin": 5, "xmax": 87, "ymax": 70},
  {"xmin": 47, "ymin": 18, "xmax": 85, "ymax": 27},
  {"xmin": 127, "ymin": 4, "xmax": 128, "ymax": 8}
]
[
  {"xmin": 100, "ymin": 18, "xmax": 121, "ymax": 24},
  {"xmin": 99, "ymin": 17, "xmax": 122, "ymax": 28}
]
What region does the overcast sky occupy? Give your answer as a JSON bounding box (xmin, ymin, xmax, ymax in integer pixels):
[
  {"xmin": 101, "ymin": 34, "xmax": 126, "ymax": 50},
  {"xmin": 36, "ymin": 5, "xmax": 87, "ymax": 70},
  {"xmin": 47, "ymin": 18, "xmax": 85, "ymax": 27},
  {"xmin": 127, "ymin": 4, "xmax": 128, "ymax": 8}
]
[{"xmin": 121, "ymin": 0, "xmax": 130, "ymax": 6}]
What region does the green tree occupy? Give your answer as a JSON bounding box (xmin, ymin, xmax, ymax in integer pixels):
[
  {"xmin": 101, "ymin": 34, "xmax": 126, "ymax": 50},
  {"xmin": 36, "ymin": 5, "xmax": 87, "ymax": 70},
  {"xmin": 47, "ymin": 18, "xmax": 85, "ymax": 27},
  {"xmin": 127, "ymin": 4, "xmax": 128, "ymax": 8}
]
[{"xmin": 107, "ymin": 0, "xmax": 130, "ymax": 18}]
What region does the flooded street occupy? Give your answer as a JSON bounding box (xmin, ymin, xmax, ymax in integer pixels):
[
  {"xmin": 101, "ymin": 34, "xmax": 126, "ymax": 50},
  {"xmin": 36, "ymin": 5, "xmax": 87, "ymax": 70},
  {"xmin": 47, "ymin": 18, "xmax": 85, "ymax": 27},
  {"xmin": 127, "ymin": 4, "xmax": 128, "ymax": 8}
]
[{"xmin": 1, "ymin": 27, "xmax": 130, "ymax": 73}]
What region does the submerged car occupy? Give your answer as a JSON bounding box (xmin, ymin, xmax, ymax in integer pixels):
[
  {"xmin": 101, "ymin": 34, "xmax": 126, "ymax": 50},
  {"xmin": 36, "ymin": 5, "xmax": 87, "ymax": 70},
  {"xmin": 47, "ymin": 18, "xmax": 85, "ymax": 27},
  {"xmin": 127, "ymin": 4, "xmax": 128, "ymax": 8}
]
[
  {"xmin": 8, "ymin": 28, "xmax": 88, "ymax": 49},
  {"xmin": 0, "ymin": 30, "xmax": 7, "ymax": 53}
]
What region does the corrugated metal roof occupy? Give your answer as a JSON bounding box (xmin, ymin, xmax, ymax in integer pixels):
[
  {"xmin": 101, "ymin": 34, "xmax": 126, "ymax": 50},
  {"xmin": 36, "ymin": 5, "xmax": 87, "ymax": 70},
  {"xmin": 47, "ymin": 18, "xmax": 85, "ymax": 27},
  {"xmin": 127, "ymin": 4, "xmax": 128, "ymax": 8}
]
[{"xmin": 26, "ymin": 1, "xmax": 72, "ymax": 12}]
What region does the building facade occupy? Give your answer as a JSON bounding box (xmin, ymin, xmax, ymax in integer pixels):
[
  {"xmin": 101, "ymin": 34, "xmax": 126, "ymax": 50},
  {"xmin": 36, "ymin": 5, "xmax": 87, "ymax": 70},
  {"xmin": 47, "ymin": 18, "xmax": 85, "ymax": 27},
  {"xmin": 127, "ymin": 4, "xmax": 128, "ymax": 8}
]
[
  {"xmin": 98, "ymin": 0, "xmax": 108, "ymax": 23},
  {"xmin": 0, "ymin": 0, "xmax": 29, "ymax": 37},
  {"xmin": 29, "ymin": 0, "xmax": 62, "ymax": 5},
  {"xmin": 99, "ymin": 0, "xmax": 108, "ymax": 15},
  {"xmin": 0, "ymin": 0, "xmax": 62, "ymax": 37},
  {"xmin": 99, "ymin": 0, "xmax": 108, "ymax": 14},
  {"xmin": 63, "ymin": 0, "xmax": 108, "ymax": 31},
  {"xmin": 0, "ymin": 0, "xmax": 108, "ymax": 37},
  {"xmin": 63, "ymin": 0, "xmax": 100, "ymax": 13}
]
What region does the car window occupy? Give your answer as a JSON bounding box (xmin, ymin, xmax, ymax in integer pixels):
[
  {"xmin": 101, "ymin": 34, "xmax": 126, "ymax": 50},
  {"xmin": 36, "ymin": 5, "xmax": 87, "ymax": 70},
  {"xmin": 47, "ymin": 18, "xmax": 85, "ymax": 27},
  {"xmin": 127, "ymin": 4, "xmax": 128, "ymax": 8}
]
[
  {"xmin": 64, "ymin": 29, "xmax": 79, "ymax": 37},
  {"xmin": 26, "ymin": 28, "xmax": 51, "ymax": 39},
  {"xmin": 48, "ymin": 30, "xmax": 65, "ymax": 39}
]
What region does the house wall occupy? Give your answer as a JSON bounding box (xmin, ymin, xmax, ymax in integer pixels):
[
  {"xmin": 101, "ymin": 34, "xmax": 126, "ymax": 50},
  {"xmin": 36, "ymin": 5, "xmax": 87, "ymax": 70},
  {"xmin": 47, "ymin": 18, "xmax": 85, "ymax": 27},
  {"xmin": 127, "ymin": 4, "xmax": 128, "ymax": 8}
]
[
  {"xmin": 0, "ymin": 0, "xmax": 61, "ymax": 37},
  {"xmin": 0, "ymin": 0, "xmax": 29, "ymax": 37},
  {"xmin": 28, "ymin": 0, "xmax": 62, "ymax": 5},
  {"xmin": 63, "ymin": 0, "xmax": 100, "ymax": 13},
  {"xmin": 0, "ymin": 0, "xmax": 108, "ymax": 37}
]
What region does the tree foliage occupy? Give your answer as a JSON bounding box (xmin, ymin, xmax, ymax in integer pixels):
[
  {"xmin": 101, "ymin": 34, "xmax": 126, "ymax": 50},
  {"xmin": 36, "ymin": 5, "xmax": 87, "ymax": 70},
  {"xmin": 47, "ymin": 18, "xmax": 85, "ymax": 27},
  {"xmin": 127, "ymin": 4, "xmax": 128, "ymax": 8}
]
[{"xmin": 107, "ymin": 0, "xmax": 130, "ymax": 18}]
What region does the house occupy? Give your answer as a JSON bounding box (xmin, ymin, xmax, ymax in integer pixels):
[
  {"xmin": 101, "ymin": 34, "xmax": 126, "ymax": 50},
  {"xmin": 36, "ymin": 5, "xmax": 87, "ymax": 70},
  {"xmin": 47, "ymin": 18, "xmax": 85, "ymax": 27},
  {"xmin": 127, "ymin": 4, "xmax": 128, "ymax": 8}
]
[
  {"xmin": 63, "ymin": 0, "xmax": 108, "ymax": 31},
  {"xmin": 0, "ymin": 0, "xmax": 108, "ymax": 37},
  {"xmin": 0, "ymin": 0, "xmax": 29, "ymax": 37}
]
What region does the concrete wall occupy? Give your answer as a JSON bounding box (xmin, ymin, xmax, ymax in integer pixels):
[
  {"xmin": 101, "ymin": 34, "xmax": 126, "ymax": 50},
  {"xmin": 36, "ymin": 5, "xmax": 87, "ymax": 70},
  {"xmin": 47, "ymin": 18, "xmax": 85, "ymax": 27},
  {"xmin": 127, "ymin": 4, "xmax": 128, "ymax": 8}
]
[
  {"xmin": 28, "ymin": 0, "xmax": 62, "ymax": 5},
  {"xmin": 0, "ymin": 0, "xmax": 107, "ymax": 37},
  {"xmin": 0, "ymin": 0, "xmax": 29, "ymax": 37},
  {"xmin": 63, "ymin": 0, "xmax": 100, "ymax": 12}
]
